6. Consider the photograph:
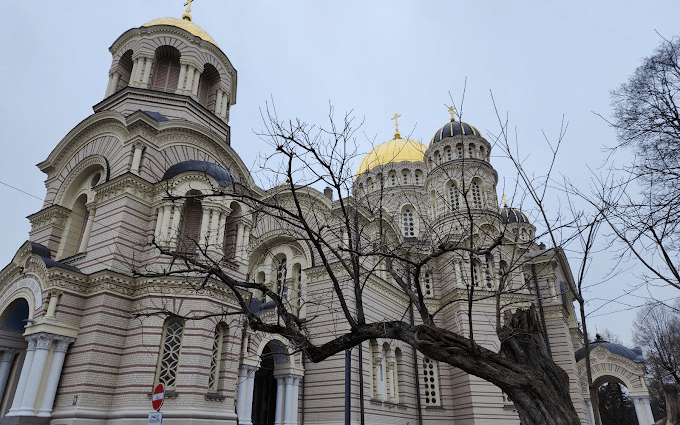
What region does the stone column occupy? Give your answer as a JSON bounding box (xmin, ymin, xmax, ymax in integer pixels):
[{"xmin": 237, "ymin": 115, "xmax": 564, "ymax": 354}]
[
  {"xmin": 235, "ymin": 223, "xmax": 245, "ymax": 259},
  {"xmin": 236, "ymin": 365, "xmax": 248, "ymax": 421},
  {"xmin": 584, "ymin": 397, "xmax": 596, "ymax": 425},
  {"xmin": 208, "ymin": 209, "xmax": 221, "ymax": 247},
  {"xmin": 176, "ymin": 63, "xmax": 188, "ymax": 94},
  {"xmin": 0, "ymin": 349, "xmax": 19, "ymax": 403},
  {"xmin": 169, "ymin": 203, "xmax": 183, "ymax": 248},
  {"xmin": 37, "ymin": 337, "xmax": 75, "ymax": 417},
  {"xmin": 130, "ymin": 57, "xmax": 142, "ymax": 87},
  {"xmin": 17, "ymin": 333, "xmax": 53, "ymax": 416},
  {"xmin": 140, "ymin": 57, "xmax": 153, "ymax": 88},
  {"xmin": 45, "ymin": 290, "xmax": 62, "ymax": 318},
  {"xmin": 217, "ymin": 212, "xmax": 227, "ymax": 251},
  {"xmin": 78, "ymin": 205, "xmax": 96, "ymax": 253},
  {"xmin": 160, "ymin": 204, "xmax": 172, "ymax": 244},
  {"xmin": 290, "ymin": 376, "xmax": 300, "ymax": 425},
  {"xmin": 631, "ymin": 396, "xmax": 654, "ymax": 425},
  {"xmin": 642, "ymin": 396, "xmax": 655, "ymax": 425},
  {"xmin": 274, "ymin": 375, "xmax": 285, "ymax": 425},
  {"xmin": 191, "ymin": 68, "xmax": 201, "ymax": 97},
  {"xmin": 185, "ymin": 66, "xmax": 196, "ymax": 94},
  {"xmin": 6, "ymin": 337, "xmax": 37, "ymax": 416},
  {"xmin": 454, "ymin": 261, "xmax": 462, "ymax": 287},
  {"xmin": 388, "ymin": 361, "xmax": 396, "ymax": 403},
  {"xmin": 198, "ymin": 207, "xmax": 212, "ymax": 247},
  {"xmin": 130, "ymin": 144, "xmax": 144, "ymax": 175},
  {"xmin": 283, "ymin": 374, "xmax": 295, "ymax": 425},
  {"xmin": 243, "ymin": 365, "xmax": 257, "ymax": 425},
  {"xmin": 242, "ymin": 225, "xmax": 251, "ymax": 259},
  {"xmin": 215, "ymin": 89, "xmax": 224, "ymax": 115}
]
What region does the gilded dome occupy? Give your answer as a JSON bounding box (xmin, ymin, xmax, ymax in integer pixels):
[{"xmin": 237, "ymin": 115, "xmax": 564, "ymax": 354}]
[
  {"xmin": 357, "ymin": 137, "xmax": 426, "ymax": 175},
  {"xmin": 430, "ymin": 119, "xmax": 483, "ymax": 145},
  {"xmin": 143, "ymin": 17, "xmax": 218, "ymax": 46},
  {"xmin": 500, "ymin": 206, "xmax": 531, "ymax": 224}
]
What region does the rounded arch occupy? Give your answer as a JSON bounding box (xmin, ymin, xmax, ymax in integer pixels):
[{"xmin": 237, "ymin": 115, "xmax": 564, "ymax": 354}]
[
  {"xmin": 0, "ymin": 298, "xmax": 30, "ymax": 333},
  {"xmin": 248, "ymin": 231, "xmax": 313, "ymax": 275},
  {"xmin": 198, "ymin": 63, "xmax": 221, "ymax": 109},
  {"xmin": 54, "ymin": 155, "xmax": 109, "ymax": 207},
  {"xmin": 150, "ymin": 45, "xmax": 181, "ymax": 93},
  {"xmin": 117, "ymin": 49, "xmax": 134, "ymax": 90}
]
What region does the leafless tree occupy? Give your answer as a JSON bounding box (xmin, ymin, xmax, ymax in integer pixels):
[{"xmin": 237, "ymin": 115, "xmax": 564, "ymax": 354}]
[{"xmin": 133, "ymin": 103, "xmax": 590, "ymax": 425}]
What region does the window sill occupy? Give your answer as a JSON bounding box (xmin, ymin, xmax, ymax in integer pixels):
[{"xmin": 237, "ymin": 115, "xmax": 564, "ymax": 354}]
[{"xmin": 205, "ymin": 392, "xmax": 226, "ymax": 401}]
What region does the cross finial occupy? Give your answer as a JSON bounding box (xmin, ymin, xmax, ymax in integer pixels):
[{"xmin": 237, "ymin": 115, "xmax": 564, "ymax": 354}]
[
  {"xmin": 391, "ymin": 113, "xmax": 402, "ymax": 139},
  {"xmin": 448, "ymin": 105, "xmax": 457, "ymax": 121},
  {"xmin": 502, "ymin": 194, "xmax": 507, "ymax": 207},
  {"xmin": 183, "ymin": 0, "xmax": 195, "ymax": 21}
]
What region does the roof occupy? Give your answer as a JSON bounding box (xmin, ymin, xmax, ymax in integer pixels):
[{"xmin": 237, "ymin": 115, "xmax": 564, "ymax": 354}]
[
  {"xmin": 430, "ymin": 119, "xmax": 483, "ymax": 145},
  {"xmin": 160, "ymin": 160, "xmax": 237, "ymax": 186},
  {"xmin": 575, "ymin": 335, "xmax": 645, "ymax": 363},
  {"xmin": 142, "ymin": 17, "xmax": 218, "ymax": 46},
  {"xmin": 356, "ymin": 137, "xmax": 426, "ymax": 175},
  {"xmin": 500, "ymin": 206, "xmax": 531, "ymax": 224}
]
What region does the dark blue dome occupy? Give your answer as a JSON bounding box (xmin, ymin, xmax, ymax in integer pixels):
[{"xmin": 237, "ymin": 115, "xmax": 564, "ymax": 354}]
[
  {"xmin": 575, "ymin": 336, "xmax": 645, "ymax": 363},
  {"xmin": 430, "ymin": 120, "xmax": 483, "ymax": 145},
  {"xmin": 161, "ymin": 160, "xmax": 237, "ymax": 186},
  {"xmin": 500, "ymin": 206, "xmax": 531, "ymax": 224}
]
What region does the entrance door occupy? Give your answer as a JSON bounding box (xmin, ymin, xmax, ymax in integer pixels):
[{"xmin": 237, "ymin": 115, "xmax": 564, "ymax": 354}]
[{"xmin": 251, "ymin": 346, "xmax": 277, "ymax": 425}]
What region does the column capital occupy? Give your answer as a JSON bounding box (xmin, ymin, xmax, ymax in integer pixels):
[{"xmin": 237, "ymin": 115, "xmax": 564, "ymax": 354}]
[
  {"xmin": 54, "ymin": 336, "xmax": 75, "ymax": 352},
  {"xmin": 240, "ymin": 364, "xmax": 258, "ymax": 376},
  {"xmin": 46, "ymin": 289, "xmax": 63, "ymax": 298}
]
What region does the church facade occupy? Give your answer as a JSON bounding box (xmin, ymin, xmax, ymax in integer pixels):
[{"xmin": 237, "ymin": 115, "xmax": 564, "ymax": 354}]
[{"xmin": 0, "ymin": 9, "xmax": 653, "ymax": 425}]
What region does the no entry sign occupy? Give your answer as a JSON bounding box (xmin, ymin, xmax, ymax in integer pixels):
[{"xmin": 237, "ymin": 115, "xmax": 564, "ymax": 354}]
[{"xmin": 152, "ymin": 383, "xmax": 165, "ymax": 411}]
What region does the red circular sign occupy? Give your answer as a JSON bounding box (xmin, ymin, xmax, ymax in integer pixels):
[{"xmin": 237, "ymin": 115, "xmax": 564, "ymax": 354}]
[{"xmin": 152, "ymin": 383, "xmax": 165, "ymax": 411}]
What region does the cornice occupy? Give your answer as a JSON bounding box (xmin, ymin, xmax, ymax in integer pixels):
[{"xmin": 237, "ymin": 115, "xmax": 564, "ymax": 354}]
[
  {"xmin": 28, "ymin": 205, "xmax": 71, "ymax": 233},
  {"xmin": 94, "ymin": 172, "xmax": 155, "ymax": 206}
]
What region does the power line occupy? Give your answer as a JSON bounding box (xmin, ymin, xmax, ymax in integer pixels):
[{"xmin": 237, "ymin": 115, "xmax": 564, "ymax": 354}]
[{"xmin": 0, "ymin": 181, "xmax": 44, "ymax": 201}]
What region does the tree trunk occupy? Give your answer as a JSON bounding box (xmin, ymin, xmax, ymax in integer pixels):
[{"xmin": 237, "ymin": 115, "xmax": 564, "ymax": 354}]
[
  {"xmin": 497, "ymin": 306, "xmax": 581, "ymax": 425},
  {"xmin": 657, "ymin": 384, "xmax": 680, "ymax": 425}
]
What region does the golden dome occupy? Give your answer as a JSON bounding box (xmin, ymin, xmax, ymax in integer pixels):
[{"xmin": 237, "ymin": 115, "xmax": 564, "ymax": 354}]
[
  {"xmin": 356, "ymin": 137, "xmax": 427, "ymax": 175},
  {"xmin": 142, "ymin": 17, "xmax": 218, "ymax": 46}
]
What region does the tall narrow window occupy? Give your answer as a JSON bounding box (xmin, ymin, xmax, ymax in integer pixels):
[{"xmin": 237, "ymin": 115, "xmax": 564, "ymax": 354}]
[
  {"xmin": 471, "ymin": 259, "xmax": 481, "ymax": 287},
  {"xmin": 456, "ymin": 144, "xmax": 463, "ymax": 159},
  {"xmin": 389, "ymin": 172, "xmax": 397, "ymax": 186},
  {"xmin": 471, "ymin": 181, "xmax": 482, "ymax": 208},
  {"xmin": 449, "ymin": 182, "xmax": 460, "ymax": 211},
  {"xmin": 480, "ymin": 146, "xmax": 486, "ymax": 161},
  {"xmin": 178, "ymin": 195, "xmax": 203, "ymax": 253},
  {"xmin": 445, "ymin": 148, "xmax": 452, "ymax": 161},
  {"xmin": 208, "ymin": 324, "xmax": 226, "ymax": 392},
  {"xmin": 421, "ymin": 272, "xmax": 433, "ymax": 297},
  {"xmin": 402, "ymin": 206, "xmax": 416, "ymax": 237},
  {"xmin": 402, "ymin": 171, "xmax": 409, "ymax": 185},
  {"xmin": 414, "ymin": 171, "xmax": 422, "ymax": 185},
  {"xmin": 276, "ymin": 257, "xmax": 288, "ymax": 299},
  {"xmin": 150, "ymin": 46, "xmax": 181, "ymax": 93},
  {"xmin": 292, "ymin": 263, "xmax": 303, "ymax": 312},
  {"xmin": 156, "ymin": 317, "xmax": 185, "ymax": 390},
  {"xmin": 422, "ymin": 357, "xmax": 441, "ymax": 406},
  {"xmin": 468, "ymin": 144, "xmax": 475, "ymax": 158}
]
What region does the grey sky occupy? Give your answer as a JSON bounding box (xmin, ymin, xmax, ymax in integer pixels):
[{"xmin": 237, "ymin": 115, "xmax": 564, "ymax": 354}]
[{"xmin": 1, "ymin": 0, "xmax": 678, "ymax": 344}]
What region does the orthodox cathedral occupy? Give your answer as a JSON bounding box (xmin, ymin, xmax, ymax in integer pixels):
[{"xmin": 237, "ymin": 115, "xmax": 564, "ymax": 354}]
[{"xmin": 0, "ymin": 5, "xmax": 658, "ymax": 425}]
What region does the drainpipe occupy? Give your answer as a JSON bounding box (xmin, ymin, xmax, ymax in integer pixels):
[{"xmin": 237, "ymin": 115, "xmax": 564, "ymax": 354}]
[
  {"xmin": 531, "ymin": 263, "xmax": 552, "ymax": 357},
  {"xmin": 345, "ymin": 343, "xmax": 351, "ymax": 425},
  {"xmin": 358, "ymin": 344, "xmax": 365, "ymax": 425}
]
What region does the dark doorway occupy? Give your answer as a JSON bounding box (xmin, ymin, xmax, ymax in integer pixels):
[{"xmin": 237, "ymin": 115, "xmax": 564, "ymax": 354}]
[{"xmin": 252, "ymin": 346, "xmax": 277, "ymax": 425}]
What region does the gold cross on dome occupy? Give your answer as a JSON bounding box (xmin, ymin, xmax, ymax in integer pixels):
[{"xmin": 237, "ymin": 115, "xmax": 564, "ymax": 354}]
[
  {"xmin": 502, "ymin": 194, "xmax": 507, "ymax": 207},
  {"xmin": 391, "ymin": 113, "xmax": 402, "ymax": 139},
  {"xmin": 183, "ymin": 0, "xmax": 195, "ymax": 21},
  {"xmin": 448, "ymin": 105, "xmax": 457, "ymax": 121}
]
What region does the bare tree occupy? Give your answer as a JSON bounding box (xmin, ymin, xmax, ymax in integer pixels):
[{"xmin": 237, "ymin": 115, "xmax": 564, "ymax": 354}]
[
  {"xmin": 633, "ymin": 300, "xmax": 680, "ymax": 387},
  {"xmin": 135, "ymin": 104, "xmax": 587, "ymax": 425}
]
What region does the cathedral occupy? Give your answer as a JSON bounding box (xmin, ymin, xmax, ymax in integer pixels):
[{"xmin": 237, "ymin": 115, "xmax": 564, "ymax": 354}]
[{"xmin": 0, "ymin": 5, "xmax": 658, "ymax": 425}]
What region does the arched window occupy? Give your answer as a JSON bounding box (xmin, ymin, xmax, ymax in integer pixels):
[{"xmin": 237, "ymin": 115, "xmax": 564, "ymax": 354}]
[
  {"xmin": 223, "ymin": 202, "xmax": 242, "ymax": 259},
  {"xmin": 449, "ymin": 182, "xmax": 460, "ymax": 211},
  {"xmin": 422, "ymin": 356, "xmax": 441, "ymax": 406},
  {"xmin": 58, "ymin": 194, "xmax": 89, "ymax": 259},
  {"xmin": 292, "ymin": 263, "xmax": 303, "ymax": 313},
  {"xmin": 445, "ymin": 148, "xmax": 452, "ymax": 161},
  {"xmin": 484, "ymin": 255, "xmax": 494, "ymax": 289},
  {"xmin": 366, "ymin": 177, "xmax": 374, "ymax": 191},
  {"xmin": 456, "ymin": 143, "xmax": 463, "ymax": 159},
  {"xmin": 394, "ymin": 348, "xmax": 403, "ymax": 404},
  {"xmin": 480, "ymin": 146, "xmax": 486, "ymax": 161},
  {"xmin": 436, "ymin": 152, "xmax": 442, "ymax": 164},
  {"xmin": 150, "ymin": 46, "xmax": 181, "ymax": 93},
  {"xmin": 429, "ymin": 190, "xmax": 436, "ymax": 218},
  {"xmin": 197, "ymin": 63, "xmax": 221, "ymax": 109},
  {"xmin": 421, "ymin": 272, "xmax": 433, "ymax": 297},
  {"xmin": 471, "ymin": 181, "xmax": 482, "ymax": 208},
  {"xmin": 471, "ymin": 259, "xmax": 481, "ymax": 287},
  {"xmin": 156, "ymin": 316, "xmax": 184, "ymax": 391},
  {"xmin": 208, "ymin": 324, "xmax": 227, "ymax": 393},
  {"xmin": 118, "ymin": 50, "xmax": 133, "ymax": 90},
  {"xmin": 178, "ymin": 193, "xmax": 203, "ymax": 253},
  {"xmin": 389, "ymin": 171, "xmax": 397, "ymax": 186},
  {"xmin": 401, "ymin": 205, "xmax": 417, "ymax": 238},
  {"xmin": 275, "ymin": 256, "xmax": 288, "ymax": 300},
  {"xmin": 402, "ymin": 170, "xmax": 409, "ymax": 185},
  {"xmin": 414, "ymin": 171, "xmax": 422, "ymax": 185},
  {"xmin": 468, "ymin": 144, "xmax": 475, "ymax": 158}
]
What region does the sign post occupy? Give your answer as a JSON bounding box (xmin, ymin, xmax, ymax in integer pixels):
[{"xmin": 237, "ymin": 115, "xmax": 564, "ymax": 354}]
[{"xmin": 148, "ymin": 382, "xmax": 165, "ymax": 424}]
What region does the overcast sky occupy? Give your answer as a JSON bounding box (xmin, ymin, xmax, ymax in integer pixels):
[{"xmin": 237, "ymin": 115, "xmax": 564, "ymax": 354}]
[{"xmin": 1, "ymin": 0, "xmax": 679, "ymax": 345}]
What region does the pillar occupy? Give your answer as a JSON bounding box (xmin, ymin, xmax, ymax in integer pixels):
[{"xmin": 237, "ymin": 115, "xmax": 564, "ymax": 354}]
[
  {"xmin": 215, "ymin": 89, "xmax": 223, "ymax": 115},
  {"xmin": 6, "ymin": 337, "xmax": 37, "ymax": 416},
  {"xmin": 217, "ymin": 212, "xmax": 227, "ymax": 251},
  {"xmin": 388, "ymin": 361, "xmax": 396, "ymax": 403},
  {"xmin": 274, "ymin": 375, "xmax": 285, "ymax": 425},
  {"xmin": 160, "ymin": 204, "xmax": 172, "ymax": 244},
  {"xmin": 243, "ymin": 366, "xmax": 257, "ymax": 425},
  {"xmin": 169, "ymin": 203, "xmax": 183, "ymax": 248},
  {"xmin": 130, "ymin": 57, "xmax": 142, "ymax": 87},
  {"xmin": 236, "ymin": 365, "xmax": 248, "ymax": 422},
  {"xmin": 290, "ymin": 376, "xmax": 300, "ymax": 425},
  {"xmin": 454, "ymin": 260, "xmax": 462, "ymax": 287},
  {"xmin": 643, "ymin": 397, "xmax": 654, "ymax": 425},
  {"xmin": 131, "ymin": 145, "xmax": 144, "ymax": 175},
  {"xmin": 176, "ymin": 63, "xmax": 187, "ymax": 94},
  {"xmin": 154, "ymin": 207, "xmax": 165, "ymax": 241},
  {"xmin": 242, "ymin": 225, "xmax": 251, "ymax": 259},
  {"xmin": 191, "ymin": 68, "xmax": 201, "ymax": 97},
  {"xmin": 631, "ymin": 396, "xmax": 654, "ymax": 425},
  {"xmin": 0, "ymin": 349, "xmax": 19, "ymax": 403},
  {"xmin": 235, "ymin": 223, "xmax": 245, "ymax": 259},
  {"xmin": 198, "ymin": 207, "xmax": 212, "ymax": 247},
  {"xmin": 283, "ymin": 374, "xmax": 295, "ymax": 425},
  {"xmin": 140, "ymin": 57, "xmax": 152, "ymax": 88},
  {"xmin": 16, "ymin": 334, "xmax": 53, "ymax": 416},
  {"xmin": 584, "ymin": 397, "xmax": 596, "ymax": 425},
  {"xmin": 45, "ymin": 290, "xmax": 62, "ymax": 318},
  {"xmin": 208, "ymin": 209, "xmax": 221, "ymax": 247},
  {"xmin": 37, "ymin": 337, "xmax": 74, "ymax": 417},
  {"xmin": 78, "ymin": 205, "xmax": 96, "ymax": 253},
  {"xmin": 185, "ymin": 66, "xmax": 196, "ymax": 94}
]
